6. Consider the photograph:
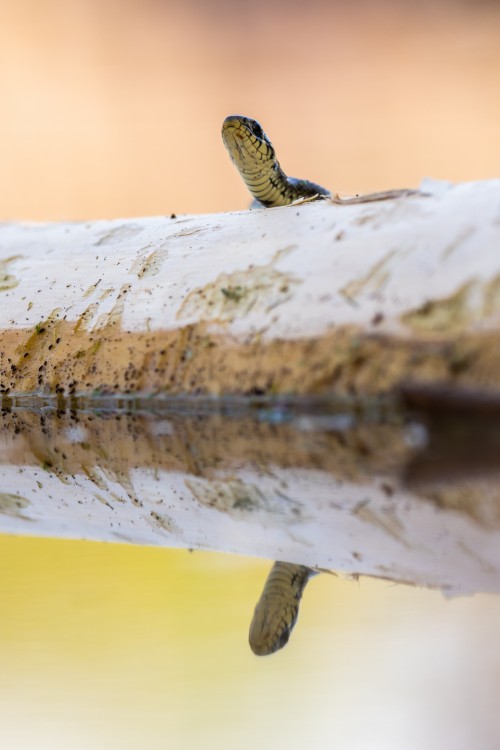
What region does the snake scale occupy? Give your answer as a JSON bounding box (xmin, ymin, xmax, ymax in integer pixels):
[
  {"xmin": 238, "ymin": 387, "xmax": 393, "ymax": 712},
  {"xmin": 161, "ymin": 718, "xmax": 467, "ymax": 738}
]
[{"xmin": 222, "ymin": 114, "xmax": 326, "ymax": 655}]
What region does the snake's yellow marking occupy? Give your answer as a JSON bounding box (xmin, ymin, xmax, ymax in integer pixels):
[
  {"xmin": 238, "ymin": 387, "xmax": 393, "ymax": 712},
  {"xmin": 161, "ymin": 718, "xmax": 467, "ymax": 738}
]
[
  {"xmin": 222, "ymin": 115, "xmax": 331, "ymax": 208},
  {"xmin": 249, "ymin": 562, "xmax": 317, "ymax": 656}
]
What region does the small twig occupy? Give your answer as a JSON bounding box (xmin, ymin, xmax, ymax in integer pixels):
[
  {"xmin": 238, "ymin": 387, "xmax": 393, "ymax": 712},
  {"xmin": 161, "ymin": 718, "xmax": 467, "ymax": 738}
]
[{"xmin": 329, "ymin": 188, "xmax": 427, "ymax": 205}]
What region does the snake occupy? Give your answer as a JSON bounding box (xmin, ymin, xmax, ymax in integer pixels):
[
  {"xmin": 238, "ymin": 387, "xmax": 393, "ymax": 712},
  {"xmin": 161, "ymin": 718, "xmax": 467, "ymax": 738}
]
[
  {"xmin": 221, "ymin": 115, "xmax": 326, "ymax": 655},
  {"xmin": 221, "ymin": 115, "xmax": 423, "ymax": 655},
  {"xmin": 248, "ymin": 562, "xmax": 318, "ymax": 656},
  {"xmin": 221, "ymin": 115, "xmax": 331, "ymax": 208},
  {"xmin": 222, "ymin": 114, "xmax": 421, "ymax": 210}
]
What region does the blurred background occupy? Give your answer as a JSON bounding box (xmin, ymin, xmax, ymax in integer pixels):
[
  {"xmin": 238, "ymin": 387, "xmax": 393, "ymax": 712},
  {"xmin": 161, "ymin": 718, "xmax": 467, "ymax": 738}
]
[
  {"xmin": 1, "ymin": 0, "xmax": 500, "ymax": 748},
  {"xmin": 0, "ymin": 0, "xmax": 499, "ymax": 220}
]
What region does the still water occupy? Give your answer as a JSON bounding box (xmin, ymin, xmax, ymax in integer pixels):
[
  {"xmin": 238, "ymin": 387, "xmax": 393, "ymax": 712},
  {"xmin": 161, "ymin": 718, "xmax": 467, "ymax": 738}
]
[{"xmin": 0, "ymin": 397, "xmax": 499, "ymax": 749}]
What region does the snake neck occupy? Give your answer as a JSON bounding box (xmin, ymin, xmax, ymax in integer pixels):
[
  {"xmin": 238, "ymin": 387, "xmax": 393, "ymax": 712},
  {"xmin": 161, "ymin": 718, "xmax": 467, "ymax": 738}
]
[
  {"xmin": 243, "ymin": 165, "xmax": 329, "ymax": 208},
  {"xmin": 240, "ymin": 160, "xmax": 291, "ymax": 207}
]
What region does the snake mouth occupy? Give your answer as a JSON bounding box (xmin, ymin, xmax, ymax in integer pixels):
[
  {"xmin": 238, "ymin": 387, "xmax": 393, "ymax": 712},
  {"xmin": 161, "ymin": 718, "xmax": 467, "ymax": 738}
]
[
  {"xmin": 222, "ymin": 116, "xmax": 255, "ymax": 149},
  {"xmin": 249, "ymin": 610, "xmax": 294, "ymax": 656},
  {"xmin": 221, "ymin": 115, "xmax": 249, "ymax": 146},
  {"xmin": 222, "ymin": 115, "xmax": 245, "ymax": 132}
]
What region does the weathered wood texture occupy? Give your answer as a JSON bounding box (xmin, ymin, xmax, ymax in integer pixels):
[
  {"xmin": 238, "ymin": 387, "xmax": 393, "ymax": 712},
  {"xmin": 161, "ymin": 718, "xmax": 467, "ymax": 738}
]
[
  {"xmin": 1, "ymin": 407, "xmax": 500, "ymax": 597},
  {"xmin": 0, "ymin": 178, "xmax": 499, "ymax": 399},
  {"xmin": 1, "ymin": 178, "xmax": 500, "ymax": 597}
]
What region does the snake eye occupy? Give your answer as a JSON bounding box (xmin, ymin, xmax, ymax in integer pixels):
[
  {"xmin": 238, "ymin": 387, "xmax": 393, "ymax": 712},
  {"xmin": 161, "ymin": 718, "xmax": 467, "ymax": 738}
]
[
  {"xmin": 276, "ymin": 628, "xmax": 290, "ymax": 651},
  {"xmin": 251, "ymin": 121, "xmax": 264, "ymax": 140}
]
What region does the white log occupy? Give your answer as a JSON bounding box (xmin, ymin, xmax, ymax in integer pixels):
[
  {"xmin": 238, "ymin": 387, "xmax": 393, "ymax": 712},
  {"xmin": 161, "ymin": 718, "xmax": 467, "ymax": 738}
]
[
  {"xmin": 0, "ymin": 177, "xmax": 500, "ymax": 596},
  {"xmin": 0, "ymin": 177, "xmax": 499, "ymax": 398}
]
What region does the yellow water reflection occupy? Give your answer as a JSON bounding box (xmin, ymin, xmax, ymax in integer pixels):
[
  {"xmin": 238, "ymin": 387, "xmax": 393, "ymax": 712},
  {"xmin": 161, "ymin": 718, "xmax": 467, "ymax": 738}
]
[{"xmin": 1, "ymin": 535, "xmax": 499, "ymax": 749}]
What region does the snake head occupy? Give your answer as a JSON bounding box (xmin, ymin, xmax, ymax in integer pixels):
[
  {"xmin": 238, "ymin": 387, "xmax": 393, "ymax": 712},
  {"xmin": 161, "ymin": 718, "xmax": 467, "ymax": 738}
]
[
  {"xmin": 221, "ymin": 115, "xmax": 276, "ymax": 166},
  {"xmin": 248, "ymin": 592, "xmax": 299, "ymax": 656},
  {"xmin": 248, "ymin": 563, "xmax": 316, "ymax": 656},
  {"xmin": 222, "ymin": 114, "xmax": 330, "ymax": 207}
]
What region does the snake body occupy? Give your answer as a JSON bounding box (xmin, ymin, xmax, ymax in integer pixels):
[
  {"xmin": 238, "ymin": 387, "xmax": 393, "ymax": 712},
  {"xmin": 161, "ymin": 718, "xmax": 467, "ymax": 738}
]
[
  {"xmin": 222, "ymin": 115, "xmax": 331, "ymax": 208},
  {"xmin": 249, "ymin": 562, "xmax": 317, "ymax": 656}
]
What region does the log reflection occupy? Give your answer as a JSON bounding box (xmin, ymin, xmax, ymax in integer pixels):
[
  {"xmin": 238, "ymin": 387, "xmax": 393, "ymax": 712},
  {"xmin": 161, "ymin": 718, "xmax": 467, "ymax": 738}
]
[{"xmin": 0, "ymin": 392, "xmax": 499, "ymax": 597}]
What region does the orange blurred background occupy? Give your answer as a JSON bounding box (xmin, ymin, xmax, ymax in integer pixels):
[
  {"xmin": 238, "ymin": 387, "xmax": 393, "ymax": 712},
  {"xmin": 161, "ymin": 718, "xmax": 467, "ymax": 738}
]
[
  {"xmin": 1, "ymin": 2, "xmax": 500, "ymax": 749},
  {"xmin": 0, "ymin": 0, "xmax": 499, "ymax": 220}
]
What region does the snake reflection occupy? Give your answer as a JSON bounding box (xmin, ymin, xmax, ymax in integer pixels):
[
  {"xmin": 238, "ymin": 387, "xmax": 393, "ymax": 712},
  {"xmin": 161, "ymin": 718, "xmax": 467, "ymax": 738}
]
[{"xmin": 249, "ymin": 562, "xmax": 317, "ymax": 656}]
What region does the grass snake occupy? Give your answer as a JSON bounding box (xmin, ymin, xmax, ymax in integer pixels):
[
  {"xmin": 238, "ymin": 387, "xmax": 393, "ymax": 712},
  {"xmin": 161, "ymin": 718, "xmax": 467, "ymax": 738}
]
[
  {"xmin": 222, "ymin": 114, "xmax": 325, "ymax": 655},
  {"xmin": 248, "ymin": 562, "xmax": 318, "ymax": 656},
  {"xmin": 221, "ymin": 114, "xmax": 422, "ymax": 656},
  {"xmin": 222, "ymin": 115, "xmax": 330, "ymax": 208}
]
